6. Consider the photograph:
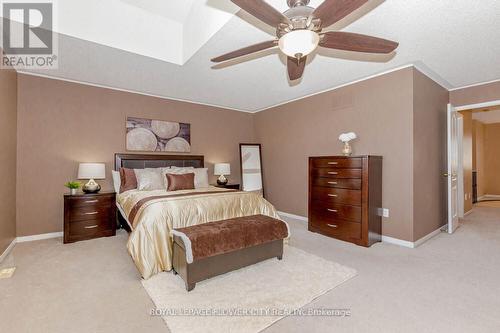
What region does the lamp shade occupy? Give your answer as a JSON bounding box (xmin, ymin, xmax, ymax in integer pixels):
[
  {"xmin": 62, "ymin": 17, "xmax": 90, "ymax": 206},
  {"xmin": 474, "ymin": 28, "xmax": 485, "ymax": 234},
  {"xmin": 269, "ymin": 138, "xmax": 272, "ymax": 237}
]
[
  {"xmin": 214, "ymin": 163, "xmax": 230, "ymax": 176},
  {"xmin": 78, "ymin": 163, "xmax": 106, "ymax": 180}
]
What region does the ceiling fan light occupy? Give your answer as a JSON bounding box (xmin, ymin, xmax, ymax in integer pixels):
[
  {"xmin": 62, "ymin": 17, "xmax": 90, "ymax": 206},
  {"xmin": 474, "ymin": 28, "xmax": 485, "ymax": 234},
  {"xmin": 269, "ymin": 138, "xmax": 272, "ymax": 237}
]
[{"xmin": 278, "ymin": 30, "xmax": 320, "ymax": 58}]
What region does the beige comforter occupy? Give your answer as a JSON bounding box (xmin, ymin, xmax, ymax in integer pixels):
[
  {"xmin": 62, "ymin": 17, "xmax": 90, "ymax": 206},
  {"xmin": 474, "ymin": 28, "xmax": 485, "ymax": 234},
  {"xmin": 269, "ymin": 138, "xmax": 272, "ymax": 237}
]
[{"xmin": 117, "ymin": 187, "xmax": 280, "ymax": 279}]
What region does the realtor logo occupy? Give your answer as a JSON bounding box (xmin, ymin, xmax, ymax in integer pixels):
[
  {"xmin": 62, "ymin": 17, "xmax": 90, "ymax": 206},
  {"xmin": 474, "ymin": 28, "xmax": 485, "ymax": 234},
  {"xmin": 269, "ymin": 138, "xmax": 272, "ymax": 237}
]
[{"xmin": 1, "ymin": 1, "xmax": 58, "ymax": 69}]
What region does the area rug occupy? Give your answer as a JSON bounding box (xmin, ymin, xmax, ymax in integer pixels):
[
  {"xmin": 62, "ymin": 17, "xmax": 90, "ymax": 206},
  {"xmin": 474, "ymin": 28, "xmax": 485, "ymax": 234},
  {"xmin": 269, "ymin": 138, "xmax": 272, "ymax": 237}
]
[{"xmin": 142, "ymin": 246, "xmax": 357, "ymax": 333}]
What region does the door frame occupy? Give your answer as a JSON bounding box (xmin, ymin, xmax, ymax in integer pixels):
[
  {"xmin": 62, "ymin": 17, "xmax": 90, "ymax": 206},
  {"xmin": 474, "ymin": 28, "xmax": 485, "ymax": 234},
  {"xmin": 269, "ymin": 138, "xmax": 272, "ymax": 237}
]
[
  {"xmin": 447, "ymin": 104, "xmax": 461, "ymax": 233},
  {"xmin": 453, "ymin": 99, "xmax": 500, "ymax": 218}
]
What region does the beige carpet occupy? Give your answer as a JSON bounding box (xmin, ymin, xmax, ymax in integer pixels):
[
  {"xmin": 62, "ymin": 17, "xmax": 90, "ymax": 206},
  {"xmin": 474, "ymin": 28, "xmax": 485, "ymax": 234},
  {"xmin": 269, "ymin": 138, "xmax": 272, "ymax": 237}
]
[
  {"xmin": 142, "ymin": 246, "xmax": 356, "ymax": 333},
  {"xmin": 3, "ymin": 207, "xmax": 500, "ymax": 332}
]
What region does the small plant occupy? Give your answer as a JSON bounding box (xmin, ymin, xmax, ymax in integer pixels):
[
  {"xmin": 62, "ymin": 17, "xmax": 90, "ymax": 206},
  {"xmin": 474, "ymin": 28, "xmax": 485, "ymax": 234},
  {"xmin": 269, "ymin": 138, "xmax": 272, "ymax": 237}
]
[{"xmin": 64, "ymin": 181, "xmax": 81, "ymax": 189}]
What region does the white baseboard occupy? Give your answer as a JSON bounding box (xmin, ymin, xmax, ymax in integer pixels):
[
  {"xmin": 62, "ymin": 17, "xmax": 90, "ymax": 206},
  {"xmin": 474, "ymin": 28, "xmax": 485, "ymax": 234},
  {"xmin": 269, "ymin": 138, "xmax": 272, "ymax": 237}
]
[
  {"xmin": 0, "ymin": 238, "xmax": 17, "ymax": 263},
  {"xmin": 383, "ymin": 226, "xmax": 444, "ymax": 248},
  {"xmin": 278, "ymin": 210, "xmax": 444, "ymax": 249},
  {"xmin": 381, "ymin": 235, "xmax": 415, "ymax": 248},
  {"xmin": 481, "ymin": 194, "xmax": 500, "ymax": 200},
  {"xmin": 16, "ymin": 232, "xmax": 63, "ymax": 243},
  {"xmin": 277, "ymin": 211, "xmax": 308, "ymax": 222},
  {"xmin": 413, "ymin": 227, "xmax": 444, "ymax": 248}
]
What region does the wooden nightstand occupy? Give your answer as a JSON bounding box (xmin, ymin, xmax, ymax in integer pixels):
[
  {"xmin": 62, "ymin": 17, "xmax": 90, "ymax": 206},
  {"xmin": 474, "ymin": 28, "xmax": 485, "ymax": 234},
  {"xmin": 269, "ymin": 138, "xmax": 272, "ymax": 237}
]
[
  {"xmin": 64, "ymin": 191, "xmax": 117, "ymax": 244},
  {"xmin": 212, "ymin": 183, "xmax": 240, "ymax": 190}
]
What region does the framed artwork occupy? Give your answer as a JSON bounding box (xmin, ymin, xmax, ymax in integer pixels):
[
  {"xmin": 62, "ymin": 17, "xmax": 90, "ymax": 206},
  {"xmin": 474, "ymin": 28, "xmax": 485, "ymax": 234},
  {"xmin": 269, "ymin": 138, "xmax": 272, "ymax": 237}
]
[{"xmin": 126, "ymin": 117, "xmax": 191, "ymax": 153}]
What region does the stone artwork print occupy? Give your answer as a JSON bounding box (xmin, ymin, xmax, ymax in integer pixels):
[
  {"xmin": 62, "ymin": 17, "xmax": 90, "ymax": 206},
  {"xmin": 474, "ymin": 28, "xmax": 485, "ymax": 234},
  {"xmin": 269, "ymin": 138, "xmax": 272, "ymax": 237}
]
[{"xmin": 126, "ymin": 117, "xmax": 191, "ymax": 152}]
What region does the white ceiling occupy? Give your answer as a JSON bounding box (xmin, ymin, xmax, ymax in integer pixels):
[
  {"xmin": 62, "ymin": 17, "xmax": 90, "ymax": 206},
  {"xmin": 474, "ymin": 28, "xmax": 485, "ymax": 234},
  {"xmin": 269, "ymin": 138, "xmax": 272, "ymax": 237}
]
[
  {"xmin": 3, "ymin": 0, "xmax": 500, "ymax": 112},
  {"xmin": 473, "ymin": 110, "xmax": 500, "ymax": 124}
]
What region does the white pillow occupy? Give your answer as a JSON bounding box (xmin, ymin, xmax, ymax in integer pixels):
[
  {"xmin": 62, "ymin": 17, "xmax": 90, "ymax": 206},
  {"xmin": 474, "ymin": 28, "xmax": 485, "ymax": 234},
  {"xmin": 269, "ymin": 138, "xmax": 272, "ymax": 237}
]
[
  {"xmin": 134, "ymin": 168, "xmax": 165, "ymax": 191},
  {"xmin": 165, "ymin": 167, "xmax": 209, "ymax": 189},
  {"xmin": 193, "ymin": 168, "xmax": 209, "ymax": 189},
  {"xmin": 111, "ymin": 170, "xmax": 121, "ymax": 193}
]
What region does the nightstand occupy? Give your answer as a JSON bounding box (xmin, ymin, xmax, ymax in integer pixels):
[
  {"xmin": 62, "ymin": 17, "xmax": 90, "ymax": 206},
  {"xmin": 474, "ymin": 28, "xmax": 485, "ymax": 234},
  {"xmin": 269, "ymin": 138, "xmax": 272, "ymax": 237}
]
[
  {"xmin": 213, "ymin": 183, "xmax": 240, "ymax": 190},
  {"xmin": 64, "ymin": 191, "xmax": 117, "ymax": 244}
]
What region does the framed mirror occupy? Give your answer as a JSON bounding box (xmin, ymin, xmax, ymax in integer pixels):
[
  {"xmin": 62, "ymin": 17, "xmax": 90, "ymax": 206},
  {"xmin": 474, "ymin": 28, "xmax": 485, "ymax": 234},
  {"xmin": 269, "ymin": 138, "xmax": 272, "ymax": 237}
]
[{"xmin": 239, "ymin": 143, "xmax": 264, "ymax": 197}]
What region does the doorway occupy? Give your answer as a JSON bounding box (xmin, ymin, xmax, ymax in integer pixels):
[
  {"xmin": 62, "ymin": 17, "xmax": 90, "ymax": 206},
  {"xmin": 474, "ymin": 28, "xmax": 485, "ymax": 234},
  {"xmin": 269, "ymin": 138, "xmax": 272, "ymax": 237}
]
[{"xmin": 457, "ymin": 102, "xmax": 500, "ymax": 213}]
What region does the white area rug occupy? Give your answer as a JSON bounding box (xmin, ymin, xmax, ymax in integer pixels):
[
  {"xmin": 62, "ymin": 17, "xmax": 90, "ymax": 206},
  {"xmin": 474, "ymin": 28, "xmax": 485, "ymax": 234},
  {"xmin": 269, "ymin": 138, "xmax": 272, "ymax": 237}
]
[{"xmin": 142, "ymin": 246, "xmax": 357, "ymax": 333}]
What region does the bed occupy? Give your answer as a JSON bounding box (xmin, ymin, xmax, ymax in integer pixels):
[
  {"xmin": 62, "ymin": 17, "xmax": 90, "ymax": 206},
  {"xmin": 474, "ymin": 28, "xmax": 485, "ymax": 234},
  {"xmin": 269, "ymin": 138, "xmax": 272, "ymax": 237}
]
[{"xmin": 114, "ymin": 154, "xmax": 282, "ymax": 279}]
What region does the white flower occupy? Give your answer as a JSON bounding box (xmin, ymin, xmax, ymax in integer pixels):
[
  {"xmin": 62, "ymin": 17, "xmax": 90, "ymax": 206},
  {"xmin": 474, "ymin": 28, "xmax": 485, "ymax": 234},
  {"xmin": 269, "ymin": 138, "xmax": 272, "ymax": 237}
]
[{"xmin": 338, "ymin": 132, "xmax": 357, "ymax": 143}]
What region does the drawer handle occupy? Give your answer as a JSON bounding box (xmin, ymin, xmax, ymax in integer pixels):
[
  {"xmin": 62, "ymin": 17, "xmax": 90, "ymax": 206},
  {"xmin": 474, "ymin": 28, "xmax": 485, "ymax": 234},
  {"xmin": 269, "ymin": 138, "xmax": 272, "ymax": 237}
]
[
  {"xmin": 327, "ymin": 162, "xmax": 338, "ymax": 165},
  {"xmin": 327, "ymin": 194, "xmax": 338, "ymax": 197},
  {"xmin": 84, "ymin": 225, "xmax": 99, "ymax": 229},
  {"xmin": 327, "ymin": 209, "xmax": 338, "ymax": 213},
  {"xmin": 85, "ymin": 200, "xmax": 99, "ymax": 203},
  {"xmin": 328, "ymin": 172, "xmax": 338, "ymax": 175},
  {"xmin": 83, "ymin": 211, "xmax": 99, "ymax": 215},
  {"xmin": 328, "ymin": 181, "xmax": 338, "ymax": 185},
  {"xmin": 327, "ymin": 224, "xmax": 338, "ymax": 228}
]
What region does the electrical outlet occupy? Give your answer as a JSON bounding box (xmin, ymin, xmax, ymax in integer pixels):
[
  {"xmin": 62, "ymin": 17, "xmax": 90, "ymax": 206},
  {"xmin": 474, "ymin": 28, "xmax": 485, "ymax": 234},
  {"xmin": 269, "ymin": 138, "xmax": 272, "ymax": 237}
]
[{"xmin": 378, "ymin": 208, "xmax": 390, "ymax": 218}]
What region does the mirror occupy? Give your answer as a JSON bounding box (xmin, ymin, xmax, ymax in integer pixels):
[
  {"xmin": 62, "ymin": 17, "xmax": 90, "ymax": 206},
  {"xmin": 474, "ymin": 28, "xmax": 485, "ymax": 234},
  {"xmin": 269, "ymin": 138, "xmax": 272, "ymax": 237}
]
[{"xmin": 239, "ymin": 143, "xmax": 264, "ymax": 197}]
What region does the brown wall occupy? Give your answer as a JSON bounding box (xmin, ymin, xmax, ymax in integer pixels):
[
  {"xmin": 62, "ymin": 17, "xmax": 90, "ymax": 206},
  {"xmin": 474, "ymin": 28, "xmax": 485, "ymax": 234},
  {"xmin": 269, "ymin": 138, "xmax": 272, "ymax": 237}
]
[
  {"xmin": 459, "ymin": 111, "xmax": 473, "ymax": 213},
  {"xmin": 412, "ymin": 70, "xmax": 449, "ymax": 240},
  {"xmin": 254, "ymin": 68, "xmax": 415, "ymax": 241},
  {"xmin": 16, "ymin": 74, "xmax": 255, "ymax": 236},
  {"xmin": 0, "ymin": 67, "xmax": 18, "ymax": 254},
  {"xmin": 473, "ymin": 120, "xmax": 486, "ymax": 197},
  {"xmin": 484, "ymin": 123, "xmax": 500, "ymax": 195},
  {"xmin": 450, "ymin": 81, "xmax": 500, "ymax": 106}
]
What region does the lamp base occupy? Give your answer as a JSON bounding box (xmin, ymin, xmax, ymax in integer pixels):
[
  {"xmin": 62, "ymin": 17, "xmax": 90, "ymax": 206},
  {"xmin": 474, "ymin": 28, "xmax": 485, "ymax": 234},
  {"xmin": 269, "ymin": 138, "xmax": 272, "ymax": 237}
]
[
  {"xmin": 82, "ymin": 179, "xmax": 101, "ymax": 194},
  {"xmin": 217, "ymin": 175, "xmax": 228, "ymax": 186}
]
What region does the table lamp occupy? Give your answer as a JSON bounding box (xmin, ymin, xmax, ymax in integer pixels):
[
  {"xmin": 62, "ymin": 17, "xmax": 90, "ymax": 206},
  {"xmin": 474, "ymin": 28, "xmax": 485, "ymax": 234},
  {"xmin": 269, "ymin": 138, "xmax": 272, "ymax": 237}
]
[{"xmin": 78, "ymin": 163, "xmax": 105, "ymax": 193}]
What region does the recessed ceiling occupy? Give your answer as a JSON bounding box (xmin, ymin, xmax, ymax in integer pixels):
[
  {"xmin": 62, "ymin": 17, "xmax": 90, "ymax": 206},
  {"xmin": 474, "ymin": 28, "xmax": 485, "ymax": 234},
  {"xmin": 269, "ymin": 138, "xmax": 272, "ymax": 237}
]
[{"xmin": 3, "ymin": 0, "xmax": 500, "ymax": 112}]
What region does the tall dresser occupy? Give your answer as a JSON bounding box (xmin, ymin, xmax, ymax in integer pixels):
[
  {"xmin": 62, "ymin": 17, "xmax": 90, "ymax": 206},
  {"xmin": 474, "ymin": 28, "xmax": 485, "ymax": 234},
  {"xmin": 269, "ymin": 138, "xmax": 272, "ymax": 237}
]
[{"xmin": 308, "ymin": 156, "xmax": 382, "ymax": 247}]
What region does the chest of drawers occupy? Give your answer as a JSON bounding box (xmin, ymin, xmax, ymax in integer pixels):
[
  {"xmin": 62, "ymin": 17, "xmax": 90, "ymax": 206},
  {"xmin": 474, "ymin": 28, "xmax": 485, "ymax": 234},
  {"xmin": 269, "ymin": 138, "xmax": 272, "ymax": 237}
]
[
  {"xmin": 64, "ymin": 192, "xmax": 117, "ymax": 243},
  {"xmin": 308, "ymin": 156, "xmax": 382, "ymax": 247}
]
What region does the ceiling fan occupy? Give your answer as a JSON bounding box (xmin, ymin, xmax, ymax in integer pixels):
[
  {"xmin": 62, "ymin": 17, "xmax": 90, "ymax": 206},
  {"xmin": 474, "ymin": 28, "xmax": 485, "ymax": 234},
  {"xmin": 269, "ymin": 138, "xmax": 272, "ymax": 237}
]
[{"xmin": 211, "ymin": 0, "xmax": 399, "ymax": 80}]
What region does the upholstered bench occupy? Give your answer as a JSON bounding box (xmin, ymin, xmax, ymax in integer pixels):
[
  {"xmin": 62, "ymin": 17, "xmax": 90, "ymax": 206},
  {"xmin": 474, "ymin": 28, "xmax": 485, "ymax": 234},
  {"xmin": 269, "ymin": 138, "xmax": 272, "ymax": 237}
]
[{"xmin": 171, "ymin": 214, "xmax": 289, "ymax": 291}]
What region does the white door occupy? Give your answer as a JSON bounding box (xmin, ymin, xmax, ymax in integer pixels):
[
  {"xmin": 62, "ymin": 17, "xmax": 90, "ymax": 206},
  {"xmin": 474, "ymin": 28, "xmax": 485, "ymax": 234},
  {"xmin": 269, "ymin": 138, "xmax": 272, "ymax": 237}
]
[{"xmin": 447, "ymin": 104, "xmax": 460, "ymax": 234}]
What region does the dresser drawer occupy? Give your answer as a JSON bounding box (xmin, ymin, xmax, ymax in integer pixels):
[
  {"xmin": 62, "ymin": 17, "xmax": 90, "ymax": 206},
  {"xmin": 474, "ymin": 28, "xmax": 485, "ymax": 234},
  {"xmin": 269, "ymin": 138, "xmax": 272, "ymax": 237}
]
[
  {"xmin": 311, "ymin": 202, "xmax": 362, "ymax": 223},
  {"xmin": 68, "ymin": 219, "xmax": 113, "ymax": 238},
  {"xmin": 312, "ymin": 158, "xmax": 362, "ymax": 169},
  {"xmin": 311, "ymin": 168, "xmax": 362, "ymax": 179},
  {"xmin": 310, "ymin": 218, "xmax": 361, "ymax": 240},
  {"xmin": 69, "ymin": 205, "xmax": 112, "ymax": 222},
  {"xmin": 312, "ymin": 178, "xmax": 362, "ymax": 190},
  {"xmin": 311, "ymin": 186, "xmax": 362, "ymax": 206},
  {"xmin": 67, "ymin": 195, "xmax": 114, "ymax": 208}
]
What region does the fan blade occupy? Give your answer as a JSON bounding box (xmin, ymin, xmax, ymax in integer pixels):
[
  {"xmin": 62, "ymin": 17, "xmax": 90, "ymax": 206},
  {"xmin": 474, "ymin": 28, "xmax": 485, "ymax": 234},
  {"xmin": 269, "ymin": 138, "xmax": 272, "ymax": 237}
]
[
  {"xmin": 287, "ymin": 56, "xmax": 307, "ymax": 81},
  {"xmin": 312, "ymin": 0, "xmax": 368, "ymax": 28},
  {"xmin": 320, "ymin": 31, "xmax": 398, "ymax": 54},
  {"xmin": 211, "ymin": 40, "xmax": 277, "ymax": 63},
  {"xmin": 231, "ymin": 0, "xmax": 290, "ymax": 27}
]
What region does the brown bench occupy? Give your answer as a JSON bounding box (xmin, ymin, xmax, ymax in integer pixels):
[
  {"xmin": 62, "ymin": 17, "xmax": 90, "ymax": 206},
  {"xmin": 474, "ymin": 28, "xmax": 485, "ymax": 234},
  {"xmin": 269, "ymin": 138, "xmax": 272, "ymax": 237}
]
[{"xmin": 171, "ymin": 214, "xmax": 289, "ymax": 291}]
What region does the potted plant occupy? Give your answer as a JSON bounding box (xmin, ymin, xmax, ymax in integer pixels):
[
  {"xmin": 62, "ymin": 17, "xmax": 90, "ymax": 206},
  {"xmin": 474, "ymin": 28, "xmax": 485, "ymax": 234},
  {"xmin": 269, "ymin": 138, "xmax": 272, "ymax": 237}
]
[{"xmin": 64, "ymin": 181, "xmax": 81, "ymax": 195}]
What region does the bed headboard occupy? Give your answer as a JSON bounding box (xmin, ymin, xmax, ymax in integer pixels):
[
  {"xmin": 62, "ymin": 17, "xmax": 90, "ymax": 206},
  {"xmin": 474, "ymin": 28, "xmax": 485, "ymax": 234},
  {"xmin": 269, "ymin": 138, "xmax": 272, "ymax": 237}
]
[{"xmin": 114, "ymin": 154, "xmax": 204, "ymax": 171}]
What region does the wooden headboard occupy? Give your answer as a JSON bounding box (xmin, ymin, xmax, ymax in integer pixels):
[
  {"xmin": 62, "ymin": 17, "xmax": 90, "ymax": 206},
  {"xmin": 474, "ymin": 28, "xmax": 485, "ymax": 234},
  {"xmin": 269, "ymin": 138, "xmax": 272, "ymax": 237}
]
[{"xmin": 114, "ymin": 154, "xmax": 204, "ymax": 171}]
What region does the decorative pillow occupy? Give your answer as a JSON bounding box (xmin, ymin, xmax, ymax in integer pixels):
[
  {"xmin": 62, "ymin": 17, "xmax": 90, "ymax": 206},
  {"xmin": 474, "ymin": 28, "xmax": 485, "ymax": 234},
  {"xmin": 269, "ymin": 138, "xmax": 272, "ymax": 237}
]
[
  {"xmin": 111, "ymin": 170, "xmax": 121, "ymax": 193},
  {"xmin": 170, "ymin": 166, "xmax": 195, "ymax": 173},
  {"xmin": 166, "ymin": 173, "xmax": 195, "ymax": 191},
  {"xmin": 167, "ymin": 166, "xmax": 209, "ymax": 189},
  {"xmin": 119, "ymin": 168, "xmax": 137, "ymax": 193},
  {"xmin": 134, "ymin": 168, "xmax": 165, "ymax": 191}
]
